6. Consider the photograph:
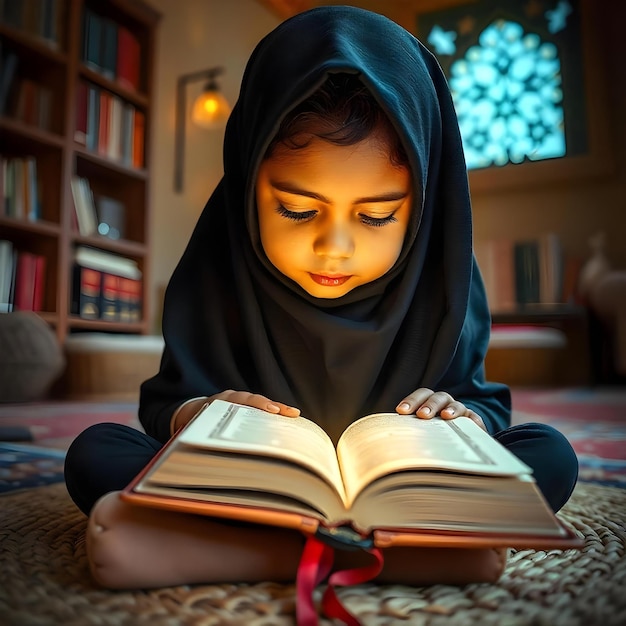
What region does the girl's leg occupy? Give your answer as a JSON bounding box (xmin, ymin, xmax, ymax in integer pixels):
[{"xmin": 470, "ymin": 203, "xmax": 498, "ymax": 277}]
[
  {"xmin": 88, "ymin": 492, "xmax": 505, "ymax": 589},
  {"xmin": 88, "ymin": 491, "xmax": 305, "ymax": 588},
  {"xmin": 64, "ymin": 423, "xmax": 163, "ymax": 515},
  {"xmin": 494, "ymin": 422, "xmax": 578, "ymax": 512}
]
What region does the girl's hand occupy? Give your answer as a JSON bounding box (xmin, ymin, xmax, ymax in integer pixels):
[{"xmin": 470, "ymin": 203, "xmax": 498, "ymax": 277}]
[
  {"xmin": 170, "ymin": 391, "xmax": 300, "ymax": 436},
  {"xmin": 209, "ymin": 390, "xmax": 301, "ymax": 417},
  {"xmin": 396, "ymin": 388, "xmax": 486, "ymax": 431}
]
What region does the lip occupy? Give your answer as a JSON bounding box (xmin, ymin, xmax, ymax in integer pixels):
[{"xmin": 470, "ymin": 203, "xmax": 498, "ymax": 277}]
[{"xmin": 309, "ymin": 273, "xmax": 352, "ymax": 286}]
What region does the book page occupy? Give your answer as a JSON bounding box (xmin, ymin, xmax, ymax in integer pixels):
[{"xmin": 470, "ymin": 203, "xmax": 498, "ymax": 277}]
[
  {"xmin": 177, "ymin": 400, "xmax": 345, "ymax": 499},
  {"xmin": 337, "ymin": 414, "xmax": 532, "ymax": 507}
]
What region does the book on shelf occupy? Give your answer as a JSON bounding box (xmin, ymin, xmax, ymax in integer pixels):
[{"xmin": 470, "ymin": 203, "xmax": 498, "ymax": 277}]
[
  {"xmin": 14, "ymin": 251, "xmax": 46, "ymax": 312},
  {"xmin": 74, "ymin": 81, "xmax": 88, "ymax": 145},
  {"xmin": 124, "ymin": 400, "xmax": 582, "ymax": 551},
  {"xmin": 100, "ymin": 17, "xmax": 118, "ymax": 80},
  {"xmin": 0, "ymin": 0, "xmax": 63, "ymax": 49},
  {"xmin": 0, "ymin": 239, "xmax": 16, "ymax": 313},
  {"xmin": 78, "ymin": 82, "xmax": 144, "ymax": 167},
  {"xmin": 2, "ymin": 156, "xmax": 41, "ymax": 221},
  {"xmin": 82, "ymin": 7, "xmax": 102, "ymax": 73},
  {"xmin": 476, "ymin": 234, "xmax": 565, "ymax": 312},
  {"xmin": 70, "ymin": 175, "xmax": 98, "ymax": 236},
  {"xmin": 72, "ymin": 246, "xmax": 142, "ymax": 322},
  {"xmin": 71, "ymin": 264, "xmax": 101, "ymax": 319},
  {"xmin": 0, "ymin": 46, "xmax": 19, "ymax": 117},
  {"xmin": 80, "ymin": 8, "xmax": 142, "ymax": 92},
  {"xmin": 13, "ymin": 78, "xmax": 53, "ymax": 132},
  {"xmin": 116, "ymin": 25, "xmax": 141, "ymax": 92}
]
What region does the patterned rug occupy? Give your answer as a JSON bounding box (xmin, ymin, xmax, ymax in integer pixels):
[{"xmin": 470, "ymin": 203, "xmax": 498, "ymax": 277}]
[
  {"xmin": 0, "ymin": 401, "xmax": 140, "ymax": 494},
  {"xmin": 510, "ymin": 387, "xmax": 626, "ymax": 488}
]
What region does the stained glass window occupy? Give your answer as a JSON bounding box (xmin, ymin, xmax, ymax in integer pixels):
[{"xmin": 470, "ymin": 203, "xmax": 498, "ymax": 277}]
[{"xmin": 417, "ymin": 0, "xmax": 587, "ymax": 171}]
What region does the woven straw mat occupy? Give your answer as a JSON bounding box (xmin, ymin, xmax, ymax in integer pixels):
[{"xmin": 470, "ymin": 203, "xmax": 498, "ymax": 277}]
[{"xmin": 0, "ymin": 481, "xmax": 625, "ymax": 626}]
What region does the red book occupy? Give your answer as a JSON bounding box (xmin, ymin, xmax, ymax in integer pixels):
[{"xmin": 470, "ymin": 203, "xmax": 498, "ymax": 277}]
[
  {"xmin": 74, "ymin": 81, "xmax": 89, "ymax": 145},
  {"xmin": 32, "ymin": 254, "xmax": 46, "ymax": 312},
  {"xmin": 132, "ymin": 110, "xmax": 145, "ymax": 168},
  {"xmin": 14, "ymin": 252, "xmax": 37, "ymax": 311},
  {"xmin": 116, "ymin": 26, "xmax": 141, "ymax": 92}
]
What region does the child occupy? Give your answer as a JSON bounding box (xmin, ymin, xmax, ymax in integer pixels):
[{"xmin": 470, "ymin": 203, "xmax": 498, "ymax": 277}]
[{"xmin": 65, "ymin": 6, "xmax": 578, "ymax": 589}]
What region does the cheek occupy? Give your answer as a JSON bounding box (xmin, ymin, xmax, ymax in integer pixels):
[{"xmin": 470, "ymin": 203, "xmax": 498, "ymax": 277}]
[
  {"xmin": 360, "ymin": 229, "xmax": 405, "ymax": 270},
  {"xmin": 259, "ymin": 218, "xmax": 306, "ymax": 270}
]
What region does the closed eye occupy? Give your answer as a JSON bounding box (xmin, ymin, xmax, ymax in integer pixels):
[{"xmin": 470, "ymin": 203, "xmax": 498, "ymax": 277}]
[
  {"xmin": 359, "ymin": 213, "xmax": 398, "ymax": 227},
  {"xmin": 275, "ymin": 205, "xmax": 317, "ymax": 222}
]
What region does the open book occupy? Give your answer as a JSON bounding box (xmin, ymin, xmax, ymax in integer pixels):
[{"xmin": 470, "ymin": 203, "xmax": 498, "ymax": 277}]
[{"xmin": 123, "ymin": 400, "xmax": 581, "ymax": 549}]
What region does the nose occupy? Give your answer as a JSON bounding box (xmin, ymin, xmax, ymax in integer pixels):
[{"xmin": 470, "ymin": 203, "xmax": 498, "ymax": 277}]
[{"xmin": 313, "ymin": 219, "xmax": 354, "ymax": 259}]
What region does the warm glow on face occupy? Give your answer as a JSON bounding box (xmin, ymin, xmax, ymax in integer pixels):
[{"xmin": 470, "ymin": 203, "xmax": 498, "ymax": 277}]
[{"xmin": 256, "ymin": 133, "xmax": 412, "ymax": 298}]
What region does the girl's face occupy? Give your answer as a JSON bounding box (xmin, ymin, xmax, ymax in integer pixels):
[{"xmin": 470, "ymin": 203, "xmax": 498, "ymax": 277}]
[{"xmin": 256, "ymin": 132, "xmax": 412, "ymax": 298}]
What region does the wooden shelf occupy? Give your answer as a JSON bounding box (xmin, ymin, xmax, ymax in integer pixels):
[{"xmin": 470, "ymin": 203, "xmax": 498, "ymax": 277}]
[{"xmin": 1, "ymin": 0, "xmax": 160, "ymax": 342}]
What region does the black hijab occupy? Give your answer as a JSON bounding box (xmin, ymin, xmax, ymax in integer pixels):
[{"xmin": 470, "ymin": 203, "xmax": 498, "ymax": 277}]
[{"xmin": 140, "ymin": 6, "xmax": 510, "ymax": 443}]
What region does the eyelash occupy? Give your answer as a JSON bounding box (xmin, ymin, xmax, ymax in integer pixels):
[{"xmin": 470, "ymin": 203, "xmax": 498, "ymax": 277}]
[{"xmin": 275, "ymin": 205, "xmax": 398, "ymax": 227}]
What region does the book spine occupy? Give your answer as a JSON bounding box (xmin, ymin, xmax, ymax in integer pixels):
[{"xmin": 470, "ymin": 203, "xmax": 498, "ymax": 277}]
[
  {"xmin": 71, "ymin": 264, "xmax": 101, "ymax": 319},
  {"xmin": 74, "ymin": 81, "xmax": 88, "ymax": 145},
  {"xmin": 116, "ymin": 26, "xmax": 141, "ymax": 92},
  {"xmin": 32, "ymin": 253, "xmax": 46, "ymax": 311},
  {"xmin": 133, "ymin": 109, "xmax": 145, "ymax": 168},
  {"xmin": 514, "ymin": 241, "xmax": 541, "ymax": 305},
  {"xmin": 100, "ymin": 18, "xmax": 118, "ymax": 80},
  {"xmin": 82, "ymin": 9, "xmax": 102, "ymax": 73},
  {"xmin": 14, "ymin": 251, "xmax": 36, "ymax": 311},
  {"xmin": 100, "ymin": 272, "xmax": 119, "ymax": 321},
  {"xmin": 86, "ymin": 84, "xmax": 100, "ymax": 152},
  {"xmin": 0, "ymin": 239, "xmax": 15, "ymax": 313}
]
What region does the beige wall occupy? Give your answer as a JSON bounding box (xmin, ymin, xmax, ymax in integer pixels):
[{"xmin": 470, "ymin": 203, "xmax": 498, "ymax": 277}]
[
  {"xmin": 145, "ymin": 0, "xmax": 279, "ymax": 332},
  {"xmin": 144, "ymin": 0, "xmax": 625, "ymax": 333}
]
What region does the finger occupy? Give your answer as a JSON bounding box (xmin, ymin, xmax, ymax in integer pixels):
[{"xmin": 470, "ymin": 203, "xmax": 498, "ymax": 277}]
[
  {"xmin": 396, "ymin": 388, "xmax": 433, "ymax": 414},
  {"xmin": 415, "ymin": 391, "xmax": 454, "ymax": 418},
  {"xmin": 439, "ymin": 401, "xmax": 467, "ymax": 419},
  {"xmin": 219, "ymin": 391, "xmax": 300, "ymax": 416}
]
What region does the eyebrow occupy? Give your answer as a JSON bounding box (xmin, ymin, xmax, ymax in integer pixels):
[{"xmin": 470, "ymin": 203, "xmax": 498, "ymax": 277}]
[{"xmin": 269, "ymin": 181, "xmax": 408, "ymax": 204}]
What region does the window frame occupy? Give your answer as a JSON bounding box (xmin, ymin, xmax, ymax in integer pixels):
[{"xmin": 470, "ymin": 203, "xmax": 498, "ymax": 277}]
[{"xmin": 414, "ymin": 0, "xmax": 613, "ymax": 193}]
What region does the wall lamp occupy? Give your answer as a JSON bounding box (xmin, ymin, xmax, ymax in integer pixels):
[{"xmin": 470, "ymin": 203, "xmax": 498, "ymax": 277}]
[{"xmin": 174, "ymin": 66, "xmax": 231, "ymax": 192}]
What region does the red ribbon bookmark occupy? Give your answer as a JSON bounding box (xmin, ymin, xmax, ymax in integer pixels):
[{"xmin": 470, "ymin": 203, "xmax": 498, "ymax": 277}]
[{"xmin": 296, "ymin": 534, "xmax": 384, "ymax": 625}]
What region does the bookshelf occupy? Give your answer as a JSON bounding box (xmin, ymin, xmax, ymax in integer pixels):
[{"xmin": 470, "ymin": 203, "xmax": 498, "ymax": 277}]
[{"xmin": 0, "ymin": 0, "xmax": 160, "ymax": 342}]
